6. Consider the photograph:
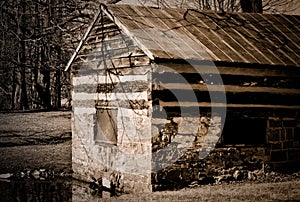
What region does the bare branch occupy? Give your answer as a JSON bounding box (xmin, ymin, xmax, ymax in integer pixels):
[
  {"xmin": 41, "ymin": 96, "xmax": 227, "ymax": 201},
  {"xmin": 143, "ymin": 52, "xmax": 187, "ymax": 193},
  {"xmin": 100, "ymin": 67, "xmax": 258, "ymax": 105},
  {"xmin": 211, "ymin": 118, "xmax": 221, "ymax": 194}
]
[{"xmin": 106, "ymin": 0, "xmax": 122, "ymax": 4}]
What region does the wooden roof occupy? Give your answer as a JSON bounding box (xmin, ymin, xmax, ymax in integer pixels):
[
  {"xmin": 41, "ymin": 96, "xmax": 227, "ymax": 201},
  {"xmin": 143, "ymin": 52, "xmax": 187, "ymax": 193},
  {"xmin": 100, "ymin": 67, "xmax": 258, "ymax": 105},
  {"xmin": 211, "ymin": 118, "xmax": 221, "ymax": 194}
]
[{"xmin": 101, "ymin": 4, "xmax": 300, "ymax": 67}]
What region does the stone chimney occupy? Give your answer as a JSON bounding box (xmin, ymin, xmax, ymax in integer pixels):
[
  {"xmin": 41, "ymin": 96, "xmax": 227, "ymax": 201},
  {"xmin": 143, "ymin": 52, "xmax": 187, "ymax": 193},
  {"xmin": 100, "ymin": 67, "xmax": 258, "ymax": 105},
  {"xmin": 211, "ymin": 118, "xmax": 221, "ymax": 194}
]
[{"xmin": 240, "ymin": 0, "xmax": 263, "ymax": 13}]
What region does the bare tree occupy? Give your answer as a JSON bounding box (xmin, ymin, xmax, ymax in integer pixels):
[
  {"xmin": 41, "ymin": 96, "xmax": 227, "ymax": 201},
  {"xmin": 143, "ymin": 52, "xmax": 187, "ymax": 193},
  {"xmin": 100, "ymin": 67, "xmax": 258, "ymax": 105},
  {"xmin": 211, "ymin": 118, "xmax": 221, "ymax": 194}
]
[
  {"xmin": 0, "ymin": 0, "xmax": 297, "ymax": 111},
  {"xmin": 133, "ymin": 0, "xmax": 299, "ymax": 13},
  {"xmin": 263, "ymin": 0, "xmax": 299, "ymax": 14},
  {"xmin": 0, "ymin": 0, "xmax": 99, "ymax": 110}
]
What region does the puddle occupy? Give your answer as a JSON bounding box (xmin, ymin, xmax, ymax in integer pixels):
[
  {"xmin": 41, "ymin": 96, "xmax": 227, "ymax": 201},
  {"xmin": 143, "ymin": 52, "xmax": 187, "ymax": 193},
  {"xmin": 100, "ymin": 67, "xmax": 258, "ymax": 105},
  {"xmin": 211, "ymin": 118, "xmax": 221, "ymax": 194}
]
[
  {"xmin": 0, "ymin": 178, "xmax": 117, "ymax": 201},
  {"xmin": 0, "ymin": 178, "xmax": 72, "ymax": 201}
]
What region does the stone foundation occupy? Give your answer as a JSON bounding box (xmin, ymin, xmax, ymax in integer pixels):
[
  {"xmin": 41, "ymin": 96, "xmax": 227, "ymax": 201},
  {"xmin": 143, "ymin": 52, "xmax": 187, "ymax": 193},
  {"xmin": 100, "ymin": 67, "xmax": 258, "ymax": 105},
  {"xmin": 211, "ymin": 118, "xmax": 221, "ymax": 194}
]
[{"xmin": 151, "ymin": 111, "xmax": 300, "ymax": 191}]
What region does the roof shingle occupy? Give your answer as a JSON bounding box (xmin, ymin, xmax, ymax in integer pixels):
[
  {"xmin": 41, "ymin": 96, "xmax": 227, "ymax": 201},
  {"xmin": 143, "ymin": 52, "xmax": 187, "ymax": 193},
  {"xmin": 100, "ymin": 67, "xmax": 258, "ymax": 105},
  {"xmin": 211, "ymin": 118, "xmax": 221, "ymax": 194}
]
[{"xmin": 102, "ymin": 4, "xmax": 300, "ymax": 67}]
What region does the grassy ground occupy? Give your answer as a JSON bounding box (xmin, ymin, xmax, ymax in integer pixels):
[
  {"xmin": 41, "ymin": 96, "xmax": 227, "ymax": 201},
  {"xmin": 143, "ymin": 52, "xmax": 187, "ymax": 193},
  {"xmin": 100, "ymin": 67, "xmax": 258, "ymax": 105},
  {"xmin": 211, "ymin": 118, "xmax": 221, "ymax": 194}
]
[
  {"xmin": 0, "ymin": 111, "xmax": 71, "ymax": 147},
  {"xmin": 0, "ymin": 111, "xmax": 71, "ymax": 174},
  {"xmin": 106, "ymin": 180, "xmax": 300, "ymax": 201}
]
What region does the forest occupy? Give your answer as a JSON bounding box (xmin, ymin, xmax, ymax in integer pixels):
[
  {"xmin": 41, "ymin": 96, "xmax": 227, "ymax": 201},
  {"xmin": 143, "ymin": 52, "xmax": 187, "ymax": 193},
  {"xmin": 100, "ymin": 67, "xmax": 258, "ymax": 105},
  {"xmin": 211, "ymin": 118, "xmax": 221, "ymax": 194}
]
[{"xmin": 0, "ymin": 0, "xmax": 298, "ymax": 111}]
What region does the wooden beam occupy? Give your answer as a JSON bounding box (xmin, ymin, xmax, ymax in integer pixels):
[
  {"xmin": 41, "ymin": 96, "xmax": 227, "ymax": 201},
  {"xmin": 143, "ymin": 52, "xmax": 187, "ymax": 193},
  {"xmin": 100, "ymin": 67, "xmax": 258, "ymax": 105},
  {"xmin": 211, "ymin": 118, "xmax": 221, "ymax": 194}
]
[
  {"xmin": 153, "ymin": 83, "xmax": 300, "ymax": 95},
  {"xmin": 153, "ymin": 89, "xmax": 300, "ymax": 105},
  {"xmin": 158, "ymin": 100, "xmax": 300, "ymax": 109},
  {"xmin": 154, "ymin": 63, "xmax": 300, "ymax": 78}
]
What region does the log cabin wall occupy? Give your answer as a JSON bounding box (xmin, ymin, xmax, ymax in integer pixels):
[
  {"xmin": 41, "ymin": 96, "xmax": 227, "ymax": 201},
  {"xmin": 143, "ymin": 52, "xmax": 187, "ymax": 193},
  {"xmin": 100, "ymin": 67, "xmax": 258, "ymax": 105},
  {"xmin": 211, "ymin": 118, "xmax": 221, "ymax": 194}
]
[
  {"xmin": 71, "ymin": 13, "xmax": 152, "ymax": 193},
  {"xmin": 67, "ymin": 4, "xmax": 300, "ymax": 193},
  {"xmin": 151, "ymin": 60, "xmax": 300, "ymax": 190}
]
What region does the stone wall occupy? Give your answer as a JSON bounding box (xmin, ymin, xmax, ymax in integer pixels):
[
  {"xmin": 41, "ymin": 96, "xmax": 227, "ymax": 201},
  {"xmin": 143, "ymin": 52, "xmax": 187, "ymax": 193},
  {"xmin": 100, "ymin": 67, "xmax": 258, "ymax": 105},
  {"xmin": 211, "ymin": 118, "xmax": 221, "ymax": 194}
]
[
  {"xmin": 72, "ymin": 75, "xmax": 152, "ymax": 193},
  {"xmin": 71, "ymin": 15, "xmax": 153, "ymax": 193},
  {"xmin": 151, "ymin": 114, "xmax": 227, "ymax": 190},
  {"xmin": 267, "ymin": 116, "xmax": 300, "ymax": 169}
]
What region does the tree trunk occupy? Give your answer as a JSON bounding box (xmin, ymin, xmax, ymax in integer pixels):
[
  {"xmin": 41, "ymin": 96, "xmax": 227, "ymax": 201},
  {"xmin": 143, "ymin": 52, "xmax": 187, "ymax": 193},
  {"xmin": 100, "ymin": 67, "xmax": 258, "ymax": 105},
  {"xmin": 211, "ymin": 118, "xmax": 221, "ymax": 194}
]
[
  {"xmin": 11, "ymin": 66, "xmax": 16, "ymax": 110},
  {"xmin": 240, "ymin": 0, "xmax": 263, "ymax": 13},
  {"xmin": 20, "ymin": 38, "xmax": 29, "ymax": 110},
  {"xmin": 43, "ymin": 68, "xmax": 51, "ymax": 109},
  {"xmin": 55, "ymin": 68, "xmax": 61, "ymax": 109},
  {"xmin": 19, "ymin": 0, "xmax": 29, "ymax": 110}
]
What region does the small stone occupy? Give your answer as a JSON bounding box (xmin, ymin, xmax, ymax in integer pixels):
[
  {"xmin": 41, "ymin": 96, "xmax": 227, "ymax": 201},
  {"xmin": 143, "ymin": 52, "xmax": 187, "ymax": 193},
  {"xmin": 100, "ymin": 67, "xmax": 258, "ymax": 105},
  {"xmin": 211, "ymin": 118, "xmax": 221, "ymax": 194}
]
[
  {"xmin": 214, "ymin": 174, "xmax": 232, "ymax": 184},
  {"xmin": 248, "ymin": 171, "xmax": 256, "ymax": 181},
  {"xmin": 26, "ymin": 170, "xmax": 31, "ymax": 177},
  {"xmin": 40, "ymin": 170, "xmax": 48, "ymax": 179},
  {"xmin": 31, "ymin": 170, "xmax": 40, "ymax": 179},
  {"xmin": 233, "ymin": 170, "xmax": 243, "ymax": 180},
  {"xmin": 189, "ymin": 181, "xmax": 199, "ymax": 188},
  {"xmin": 20, "ymin": 172, "xmax": 26, "ymax": 178},
  {"xmin": 0, "ymin": 173, "xmax": 13, "ymax": 179},
  {"xmin": 200, "ymin": 117, "xmax": 209, "ymax": 125}
]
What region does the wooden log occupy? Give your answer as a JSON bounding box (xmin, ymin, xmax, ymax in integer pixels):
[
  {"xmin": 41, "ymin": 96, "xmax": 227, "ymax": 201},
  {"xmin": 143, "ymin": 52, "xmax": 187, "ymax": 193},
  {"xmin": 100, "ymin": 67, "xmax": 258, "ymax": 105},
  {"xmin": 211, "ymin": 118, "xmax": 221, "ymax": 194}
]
[
  {"xmin": 152, "ymin": 89, "xmax": 300, "ymax": 105},
  {"xmin": 153, "ymin": 83, "xmax": 300, "ymax": 95},
  {"xmin": 153, "ymin": 72, "xmax": 300, "ymax": 88},
  {"xmin": 154, "ymin": 63, "xmax": 300, "ymax": 78},
  {"xmin": 158, "ymin": 100, "xmax": 300, "ymax": 109}
]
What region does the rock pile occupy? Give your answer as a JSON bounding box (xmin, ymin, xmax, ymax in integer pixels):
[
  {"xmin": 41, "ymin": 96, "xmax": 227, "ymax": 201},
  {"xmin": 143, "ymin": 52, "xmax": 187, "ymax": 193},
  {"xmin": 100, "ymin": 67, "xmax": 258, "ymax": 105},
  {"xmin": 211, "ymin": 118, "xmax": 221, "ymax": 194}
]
[{"xmin": 152, "ymin": 145, "xmax": 300, "ymax": 191}]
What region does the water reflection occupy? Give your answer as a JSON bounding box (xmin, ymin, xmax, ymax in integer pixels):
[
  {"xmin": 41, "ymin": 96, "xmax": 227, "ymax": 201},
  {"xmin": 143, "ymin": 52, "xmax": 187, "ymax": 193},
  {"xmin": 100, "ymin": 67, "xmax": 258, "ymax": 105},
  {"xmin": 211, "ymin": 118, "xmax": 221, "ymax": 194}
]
[
  {"xmin": 72, "ymin": 180, "xmax": 114, "ymax": 201},
  {"xmin": 0, "ymin": 178, "xmax": 118, "ymax": 201},
  {"xmin": 0, "ymin": 178, "xmax": 72, "ymax": 202}
]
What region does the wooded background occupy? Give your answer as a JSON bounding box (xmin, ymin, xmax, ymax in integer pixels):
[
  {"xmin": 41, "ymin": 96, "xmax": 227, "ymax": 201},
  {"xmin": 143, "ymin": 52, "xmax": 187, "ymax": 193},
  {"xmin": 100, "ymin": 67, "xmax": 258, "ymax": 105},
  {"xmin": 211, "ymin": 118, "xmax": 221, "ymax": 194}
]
[{"xmin": 0, "ymin": 0, "xmax": 298, "ymax": 111}]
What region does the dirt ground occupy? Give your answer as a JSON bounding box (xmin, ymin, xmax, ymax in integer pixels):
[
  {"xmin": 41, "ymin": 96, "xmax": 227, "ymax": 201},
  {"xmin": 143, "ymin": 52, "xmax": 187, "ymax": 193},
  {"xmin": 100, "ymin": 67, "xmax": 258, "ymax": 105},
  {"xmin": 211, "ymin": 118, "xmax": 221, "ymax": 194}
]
[
  {"xmin": 0, "ymin": 111, "xmax": 72, "ymax": 174},
  {"xmin": 0, "ymin": 111, "xmax": 299, "ymax": 201}
]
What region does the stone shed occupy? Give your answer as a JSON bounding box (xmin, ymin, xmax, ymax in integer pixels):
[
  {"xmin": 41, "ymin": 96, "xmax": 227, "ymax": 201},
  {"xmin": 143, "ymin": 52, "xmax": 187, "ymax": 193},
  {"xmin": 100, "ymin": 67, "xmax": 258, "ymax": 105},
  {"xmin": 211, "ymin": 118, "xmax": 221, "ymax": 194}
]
[{"xmin": 65, "ymin": 4, "xmax": 300, "ymax": 193}]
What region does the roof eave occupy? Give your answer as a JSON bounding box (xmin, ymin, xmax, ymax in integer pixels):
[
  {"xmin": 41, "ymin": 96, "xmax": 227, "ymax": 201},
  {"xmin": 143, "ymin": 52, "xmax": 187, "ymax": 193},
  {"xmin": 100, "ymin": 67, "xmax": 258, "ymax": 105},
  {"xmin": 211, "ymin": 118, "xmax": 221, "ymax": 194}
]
[{"xmin": 64, "ymin": 7, "xmax": 102, "ymax": 71}]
